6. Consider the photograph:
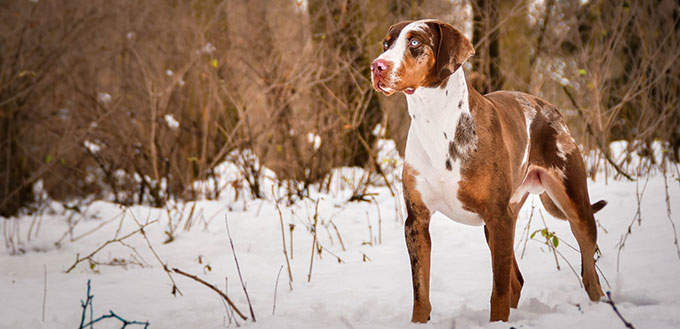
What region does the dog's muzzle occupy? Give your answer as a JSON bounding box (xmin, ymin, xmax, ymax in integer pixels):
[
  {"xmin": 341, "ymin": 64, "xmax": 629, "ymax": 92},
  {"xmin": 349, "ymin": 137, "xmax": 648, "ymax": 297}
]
[{"xmin": 371, "ymin": 59, "xmax": 394, "ymax": 94}]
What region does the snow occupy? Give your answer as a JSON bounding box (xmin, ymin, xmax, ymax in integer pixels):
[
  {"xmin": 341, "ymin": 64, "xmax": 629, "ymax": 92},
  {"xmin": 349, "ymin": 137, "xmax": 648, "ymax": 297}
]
[
  {"xmin": 83, "ymin": 140, "xmax": 102, "ymax": 154},
  {"xmin": 164, "ymin": 114, "xmax": 180, "ymax": 130},
  {"xmin": 2, "ymin": 144, "xmax": 680, "ymax": 329},
  {"xmin": 306, "ymin": 133, "xmax": 321, "ymax": 151},
  {"xmin": 97, "ymin": 92, "xmax": 112, "ymax": 104}
]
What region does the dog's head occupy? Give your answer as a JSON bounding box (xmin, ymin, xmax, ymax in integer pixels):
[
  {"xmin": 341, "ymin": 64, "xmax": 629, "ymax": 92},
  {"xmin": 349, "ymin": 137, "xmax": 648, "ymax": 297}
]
[{"xmin": 370, "ymin": 20, "xmax": 474, "ymax": 96}]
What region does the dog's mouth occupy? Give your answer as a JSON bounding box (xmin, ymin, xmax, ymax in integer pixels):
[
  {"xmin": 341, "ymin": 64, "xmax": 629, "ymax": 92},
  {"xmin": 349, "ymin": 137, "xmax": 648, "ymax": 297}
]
[
  {"xmin": 372, "ymin": 73, "xmax": 415, "ymax": 96},
  {"xmin": 373, "ymin": 78, "xmax": 395, "ymax": 95}
]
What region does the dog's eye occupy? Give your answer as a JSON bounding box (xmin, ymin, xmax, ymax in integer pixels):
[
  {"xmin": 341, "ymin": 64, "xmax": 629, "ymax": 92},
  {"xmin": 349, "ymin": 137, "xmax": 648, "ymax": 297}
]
[
  {"xmin": 383, "ymin": 41, "xmax": 389, "ymax": 50},
  {"xmin": 409, "ymin": 39, "xmax": 420, "ymax": 48}
]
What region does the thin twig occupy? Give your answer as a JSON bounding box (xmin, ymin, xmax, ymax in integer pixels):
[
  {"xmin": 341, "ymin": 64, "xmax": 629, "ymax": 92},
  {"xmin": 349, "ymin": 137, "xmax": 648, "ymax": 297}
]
[
  {"xmin": 530, "ymin": 239, "xmax": 583, "ymax": 288},
  {"xmin": 81, "ymin": 310, "xmax": 150, "ymax": 329},
  {"xmin": 307, "ymin": 199, "xmax": 320, "ymax": 282},
  {"xmin": 128, "ymin": 211, "xmax": 182, "ymax": 296},
  {"xmin": 519, "ymin": 197, "xmax": 536, "ymax": 259},
  {"xmin": 289, "ymin": 223, "xmax": 295, "ymax": 260},
  {"xmin": 172, "ymin": 267, "xmax": 248, "ymax": 321},
  {"xmin": 563, "ymin": 86, "xmax": 634, "ymax": 181},
  {"xmin": 42, "ymin": 264, "xmax": 47, "ymax": 322},
  {"xmin": 539, "ymin": 210, "xmax": 560, "ymax": 270},
  {"xmin": 307, "ymin": 224, "xmax": 317, "ymax": 282},
  {"xmin": 365, "ymin": 211, "xmax": 373, "ymax": 246},
  {"xmin": 69, "ymin": 212, "xmax": 126, "ymax": 243},
  {"xmin": 370, "ymin": 196, "xmax": 382, "ymax": 245},
  {"xmin": 225, "ymin": 215, "xmax": 256, "ymax": 322},
  {"xmin": 329, "ymin": 220, "xmax": 346, "ymax": 251},
  {"xmin": 222, "ymin": 277, "xmax": 240, "ymax": 327},
  {"xmin": 64, "ymin": 219, "xmax": 158, "ymax": 273},
  {"xmin": 663, "ymin": 169, "xmax": 680, "ymax": 260},
  {"xmin": 323, "ymin": 222, "xmax": 335, "ymax": 246},
  {"xmin": 272, "ymin": 265, "xmax": 283, "ymax": 316},
  {"xmin": 79, "ymin": 279, "xmax": 150, "ymax": 329},
  {"xmin": 274, "ymin": 201, "xmax": 294, "ymax": 291},
  {"xmin": 596, "ymin": 261, "xmax": 612, "ymax": 290},
  {"xmin": 604, "ymin": 291, "xmax": 636, "ymax": 329},
  {"xmin": 317, "ymin": 242, "xmax": 345, "ymax": 264},
  {"xmin": 616, "ymin": 174, "xmax": 650, "ymax": 271}
]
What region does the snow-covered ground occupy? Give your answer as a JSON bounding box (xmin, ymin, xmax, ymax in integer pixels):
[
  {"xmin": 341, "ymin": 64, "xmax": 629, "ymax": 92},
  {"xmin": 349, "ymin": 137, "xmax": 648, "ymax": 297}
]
[{"xmin": 2, "ymin": 146, "xmax": 680, "ymax": 329}]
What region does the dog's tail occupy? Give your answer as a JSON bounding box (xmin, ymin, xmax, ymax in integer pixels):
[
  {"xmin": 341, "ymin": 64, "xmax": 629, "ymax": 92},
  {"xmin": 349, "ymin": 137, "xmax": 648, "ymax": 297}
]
[{"xmin": 591, "ymin": 200, "xmax": 607, "ymax": 213}]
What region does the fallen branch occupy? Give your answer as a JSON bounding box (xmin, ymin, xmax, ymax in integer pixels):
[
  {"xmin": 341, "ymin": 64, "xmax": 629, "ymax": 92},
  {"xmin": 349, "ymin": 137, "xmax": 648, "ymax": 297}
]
[
  {"xmin": 172, "ymin": 267, "xmax": 248, "ymax": 321},
  {"xmin": 79, "ymin": 279, "xmax": 149, "ymax": 329}
]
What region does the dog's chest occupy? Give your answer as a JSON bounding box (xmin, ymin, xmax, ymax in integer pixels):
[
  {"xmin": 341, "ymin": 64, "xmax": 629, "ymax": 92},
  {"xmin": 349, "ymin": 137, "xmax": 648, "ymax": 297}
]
[{"xmin": 404, "ymin": 79, "xmax": 484, "ymax": 226}]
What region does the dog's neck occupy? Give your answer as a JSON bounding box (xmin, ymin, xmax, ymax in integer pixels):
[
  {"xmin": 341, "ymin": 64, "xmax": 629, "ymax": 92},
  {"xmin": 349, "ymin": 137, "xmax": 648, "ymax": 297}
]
[
  {"xmin": 404, "ymin": 68, "xmax": 471, "ymax": 169},
  {"xmin": 405, "ymin": 68, "xmax": 470, "ymax": 119}
]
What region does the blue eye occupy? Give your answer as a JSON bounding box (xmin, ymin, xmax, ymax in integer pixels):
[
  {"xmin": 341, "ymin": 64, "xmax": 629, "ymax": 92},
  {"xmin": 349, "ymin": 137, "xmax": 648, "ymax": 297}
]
[
  {"xmin": 383, "ymin": 41, "xmax": 389, "ymax": 49},
  {"xmin": 409, "ymin": 39, "xmax": 420, "ymax": 47}
]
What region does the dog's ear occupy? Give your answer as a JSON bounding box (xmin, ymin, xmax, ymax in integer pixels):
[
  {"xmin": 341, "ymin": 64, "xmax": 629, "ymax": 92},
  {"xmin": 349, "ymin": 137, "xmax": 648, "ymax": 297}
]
[{"xmin": 432, "ymin": 21, "xmax": 475, "ymax": 80}]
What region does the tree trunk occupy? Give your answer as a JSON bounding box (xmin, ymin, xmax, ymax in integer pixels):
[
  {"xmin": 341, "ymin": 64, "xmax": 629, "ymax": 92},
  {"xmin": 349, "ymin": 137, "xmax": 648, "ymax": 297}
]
[{"xmin": 471, "ymin": 0, "xmax": 503, "ymax": 94}]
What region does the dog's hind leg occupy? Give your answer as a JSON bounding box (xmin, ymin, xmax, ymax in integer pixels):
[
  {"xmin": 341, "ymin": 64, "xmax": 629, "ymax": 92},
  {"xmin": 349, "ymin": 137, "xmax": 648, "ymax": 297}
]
[
  {"xmin": 536, "ymin": 153, "xmax": 605, "ymax": 301},
  {"xmin": 510, "ymin": 255, "xmax": 524, "ymax": 308},
  {"xmin": 503, "ymin": 195, "xmax": 528, "ymax": 309},
  {"xmin": 484, "ymin": 209, "xmax": 516, "ymax": 322}
]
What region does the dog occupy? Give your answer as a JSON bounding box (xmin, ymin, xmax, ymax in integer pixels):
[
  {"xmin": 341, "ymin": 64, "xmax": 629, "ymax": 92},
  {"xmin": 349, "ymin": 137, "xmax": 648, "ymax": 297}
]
[{"xmin": 370, "ymin": 19, "xmax": 606, "ymax": 322}]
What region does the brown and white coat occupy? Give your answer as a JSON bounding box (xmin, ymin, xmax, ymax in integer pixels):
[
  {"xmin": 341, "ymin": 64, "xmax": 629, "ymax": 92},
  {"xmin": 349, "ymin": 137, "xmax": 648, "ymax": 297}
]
[{"xmin": 371, "ymin": 19, "xmax": 606, "ymax": 323}]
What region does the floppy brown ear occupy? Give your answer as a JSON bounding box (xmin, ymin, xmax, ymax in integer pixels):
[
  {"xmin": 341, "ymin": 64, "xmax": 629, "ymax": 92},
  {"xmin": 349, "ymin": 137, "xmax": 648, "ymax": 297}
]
[{"xmin": 433, "ymin": 22, "xmax": 475, "ymax": 80}]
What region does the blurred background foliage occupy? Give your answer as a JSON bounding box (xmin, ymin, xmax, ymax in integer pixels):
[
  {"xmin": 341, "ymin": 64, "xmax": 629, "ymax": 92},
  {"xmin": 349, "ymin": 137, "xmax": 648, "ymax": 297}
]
[{"xmin": 1, "ymin": 0, "xmax": 678, "ymax": 217}]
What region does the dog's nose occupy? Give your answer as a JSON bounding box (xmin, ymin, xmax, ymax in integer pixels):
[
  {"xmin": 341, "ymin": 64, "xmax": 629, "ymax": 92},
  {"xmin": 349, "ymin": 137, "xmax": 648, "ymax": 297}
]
[{"xmin": 371, "ymin": 59, "xmax": 388, "ymax": 73}]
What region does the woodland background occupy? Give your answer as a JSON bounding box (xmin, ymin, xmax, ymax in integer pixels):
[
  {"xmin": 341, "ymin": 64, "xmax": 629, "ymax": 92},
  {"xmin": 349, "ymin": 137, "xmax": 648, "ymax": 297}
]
[{"xmin": 2, "ymin": 0, "xmax": 679, "ymax": 217}]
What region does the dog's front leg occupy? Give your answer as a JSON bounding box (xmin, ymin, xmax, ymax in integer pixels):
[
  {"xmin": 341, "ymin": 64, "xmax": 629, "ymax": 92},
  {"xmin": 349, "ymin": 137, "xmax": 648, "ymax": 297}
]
[
  {"xmin": 405, "ymin": 201, "xmax": 432, "ymax": 323},
  {"xmin": 484, "ymin": 214, "xmax": 515, "ymax": 322},
  {"xmin": 403, "ymin": 166, "xmax": 433, "ymax": 323}
]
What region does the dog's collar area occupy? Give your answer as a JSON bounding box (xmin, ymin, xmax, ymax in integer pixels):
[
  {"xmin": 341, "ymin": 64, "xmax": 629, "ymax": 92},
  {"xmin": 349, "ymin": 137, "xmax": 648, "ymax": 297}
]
[{"xmin": 404, "ymin": 69, "xmax": 468, "ymax": 113}]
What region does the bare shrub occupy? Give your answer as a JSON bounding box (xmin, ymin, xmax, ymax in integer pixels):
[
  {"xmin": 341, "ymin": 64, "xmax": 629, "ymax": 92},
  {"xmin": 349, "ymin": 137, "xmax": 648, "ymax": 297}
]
[
  {"xmin": 2, "ymin": 0, "xmax": 678, "ymax": 218},
  {"xmin": 1, "ymin": 0, "xmax": 241, "ymax": 215}
]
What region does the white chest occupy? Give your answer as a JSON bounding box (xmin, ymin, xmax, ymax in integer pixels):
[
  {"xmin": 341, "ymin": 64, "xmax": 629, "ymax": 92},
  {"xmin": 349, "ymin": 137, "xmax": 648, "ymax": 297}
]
[{"xmin": 403, "ymin": 70, "xmax": 484, "ymax": 226}]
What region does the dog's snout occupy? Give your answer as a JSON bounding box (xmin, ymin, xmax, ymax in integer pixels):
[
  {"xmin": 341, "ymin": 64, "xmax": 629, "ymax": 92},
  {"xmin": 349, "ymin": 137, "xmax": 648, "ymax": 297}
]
[{"xmin": 371, "ymin": 59, "xmax": 388, "ymax": 73}]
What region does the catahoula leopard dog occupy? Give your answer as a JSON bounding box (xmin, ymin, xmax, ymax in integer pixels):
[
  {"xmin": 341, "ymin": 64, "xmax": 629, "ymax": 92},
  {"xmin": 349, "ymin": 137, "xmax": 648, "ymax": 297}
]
[{"xmin": 370, "ymin": 19, "xmax": 606, "ymax": 323}]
